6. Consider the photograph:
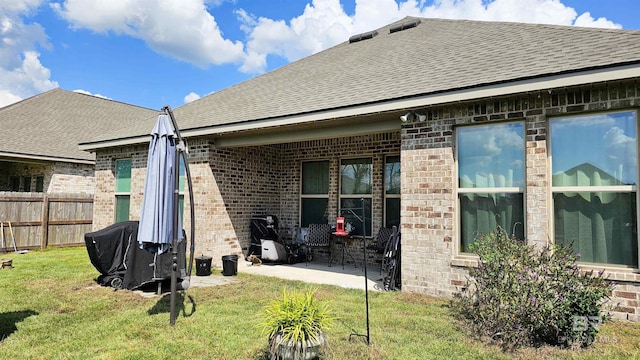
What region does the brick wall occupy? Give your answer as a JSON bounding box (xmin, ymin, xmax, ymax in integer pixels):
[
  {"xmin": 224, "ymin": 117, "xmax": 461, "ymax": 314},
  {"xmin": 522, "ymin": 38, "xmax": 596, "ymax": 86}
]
[
  {"xmin": 49, "ymin": 162, "xmax": 94, "ymax": 194},
  {"xmin": 400, "ymin": 80, "xmax": 640, "ymax": 321},
  {"xmin": 93, "ymin": 145, "xmax": 142, "ymax": 230},
  {"xmin": 0, "ymin": 160, "xmax": 93, "ymax": 195}
]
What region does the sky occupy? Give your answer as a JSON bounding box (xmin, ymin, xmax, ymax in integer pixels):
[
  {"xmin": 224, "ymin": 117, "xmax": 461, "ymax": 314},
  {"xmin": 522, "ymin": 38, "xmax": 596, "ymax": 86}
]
[{"xmin": 2, "ymin": 0, "xmax": 640, "ymax": 110}]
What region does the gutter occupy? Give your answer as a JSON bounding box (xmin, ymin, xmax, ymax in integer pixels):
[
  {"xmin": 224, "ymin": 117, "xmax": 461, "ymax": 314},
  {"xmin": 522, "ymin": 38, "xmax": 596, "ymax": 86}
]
[
  {"xmin": 79, "ymin": 63, "xmax": 640, "ymax": 151},
  {"xmin": 0, "ymin": 151, "xmax": 94, "ymax": 165}
]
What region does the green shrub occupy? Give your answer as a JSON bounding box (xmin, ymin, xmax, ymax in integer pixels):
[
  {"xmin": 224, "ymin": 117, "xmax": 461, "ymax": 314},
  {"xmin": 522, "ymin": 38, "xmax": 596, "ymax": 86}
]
[{"xmin": 451, "ymin": 228, "xmax": 615, "ymax": 350}]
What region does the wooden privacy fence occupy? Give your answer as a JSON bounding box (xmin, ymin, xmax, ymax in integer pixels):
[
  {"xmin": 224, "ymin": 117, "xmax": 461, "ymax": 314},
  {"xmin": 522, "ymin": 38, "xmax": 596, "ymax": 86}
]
[{"xmin": 0, "ymin": 192, "xmax": 93, "ymax": 250}]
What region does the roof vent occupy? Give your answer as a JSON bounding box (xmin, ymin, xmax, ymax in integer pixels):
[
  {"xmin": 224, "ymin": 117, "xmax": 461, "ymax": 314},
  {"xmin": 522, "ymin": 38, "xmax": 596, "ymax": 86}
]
[
  {"xmin": 349, "ymin": 30, "xmax": 379, "ymax": 43},
  {"xmin": 389, "ymin": 19, "xmax": 421, "ymax": 34}
]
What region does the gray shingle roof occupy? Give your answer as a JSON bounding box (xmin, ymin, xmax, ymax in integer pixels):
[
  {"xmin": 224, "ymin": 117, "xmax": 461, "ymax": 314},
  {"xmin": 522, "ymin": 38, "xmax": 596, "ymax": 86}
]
[
  {"xmin": 83, "ymin": 17, "xmax": 640, "ymax": 147},
  {"xmin": 0, "ymin": 88, "xmax": 157, "ymax": 162}
]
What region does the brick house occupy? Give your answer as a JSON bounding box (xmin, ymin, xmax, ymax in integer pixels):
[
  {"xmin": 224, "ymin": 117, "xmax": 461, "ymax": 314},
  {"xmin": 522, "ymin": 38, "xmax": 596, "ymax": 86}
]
[
  {"xmin": 0, "ymin": 88, "xmax": 157, "ymax": 195},
  {"xmin": 80, "ymin": 17, "xmax": 640, "ymax": 321}
]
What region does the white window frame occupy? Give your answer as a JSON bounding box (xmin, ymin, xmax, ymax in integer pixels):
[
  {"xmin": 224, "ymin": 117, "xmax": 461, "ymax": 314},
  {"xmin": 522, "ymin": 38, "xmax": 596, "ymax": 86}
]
[
  {"xmin": 455, "ymin": 121, "xmax": 526, "ymax": 253},
  {"xmin": 339, "ymin": 156, "xmax": 373, "ymax": 236},
  {"xmin": 299, "ymin": 160, "xmax": 330, "ymax": 227},
  {"xmin": 549, "ymin": 110, "xmax": 639, "ymax": 268},
  {"xmin": 115, "ymin": 158, "xmax": 132, "ymax": 222}
]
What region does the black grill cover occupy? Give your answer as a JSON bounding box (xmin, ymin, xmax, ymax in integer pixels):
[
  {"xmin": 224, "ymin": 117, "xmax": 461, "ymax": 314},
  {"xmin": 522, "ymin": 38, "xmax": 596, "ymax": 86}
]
[{"xmin": 84, "ymin": 221, "xmax": 186, "ymax": 290}]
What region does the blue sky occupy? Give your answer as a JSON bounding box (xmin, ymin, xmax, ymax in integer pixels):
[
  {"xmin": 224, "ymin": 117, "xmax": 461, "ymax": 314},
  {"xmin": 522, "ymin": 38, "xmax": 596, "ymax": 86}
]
[{"xmin": 2, "ymin": 0, "xmax": 639, "ymax": 110}]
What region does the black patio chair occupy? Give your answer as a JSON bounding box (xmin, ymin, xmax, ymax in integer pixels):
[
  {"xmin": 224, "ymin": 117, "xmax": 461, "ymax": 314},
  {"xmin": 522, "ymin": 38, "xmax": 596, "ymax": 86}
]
[
  {"xmin": 367, "ymin": 226, "xmax": 394, "ymax": 253},
  {"xmin": 304, "ymin": 223, "xmax": 332, "ymax": 266},
  {"xmin": 366, "ymin": 226, "xmax": 394, "ymax": 274}
]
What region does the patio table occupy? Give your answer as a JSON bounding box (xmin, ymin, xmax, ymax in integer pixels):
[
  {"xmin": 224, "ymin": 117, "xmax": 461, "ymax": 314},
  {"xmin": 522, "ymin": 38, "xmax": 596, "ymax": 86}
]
[{"xmin": 332, "ymin": 231, "xmax": 358, "ymax": 269}]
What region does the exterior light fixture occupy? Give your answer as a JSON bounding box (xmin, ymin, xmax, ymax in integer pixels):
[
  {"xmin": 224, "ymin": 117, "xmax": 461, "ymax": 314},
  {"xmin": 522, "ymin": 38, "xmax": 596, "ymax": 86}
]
[{"xmin": 400, "ymin": 111, "xmax": 427, "ymax": 123}]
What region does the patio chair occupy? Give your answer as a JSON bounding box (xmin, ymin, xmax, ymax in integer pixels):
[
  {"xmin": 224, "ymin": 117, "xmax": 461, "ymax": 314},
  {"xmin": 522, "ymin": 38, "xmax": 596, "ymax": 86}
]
[
  {"xmin": 304, "ymin": 223, "xmax": 332, "ymax": 266},
  {"xmin": 367, "ymin": 226, "xmax": 394, "ymax": 274}
]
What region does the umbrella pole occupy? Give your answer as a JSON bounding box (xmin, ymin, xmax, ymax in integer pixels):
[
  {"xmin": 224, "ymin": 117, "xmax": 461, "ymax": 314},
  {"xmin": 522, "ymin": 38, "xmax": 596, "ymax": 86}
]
[
  {"xmin": 162, "ymin": 105, "xmax": 195, "ymax": 326},
  {"xmin": 170, "ymin": 144, "xmax": 179, "ymax": 326},
  {"xmin": 165, "ymin": 106, "xmax": 182, "ymax": 327}
]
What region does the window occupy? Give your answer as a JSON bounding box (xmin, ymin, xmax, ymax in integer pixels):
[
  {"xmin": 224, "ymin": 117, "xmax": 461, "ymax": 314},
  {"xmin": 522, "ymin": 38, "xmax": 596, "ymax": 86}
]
[
  {"xmin": 35, "ymin": 176, "xmax": 44, "ymax": 192},
  {"xmin": 115, "ymin": 159, "xmax": 131, "ymax": 223},
  {"xmin": 10, "ymin": 177, "xmax": 20, "ymax": 192},
  {"xmin": 385, "ymin": 155, "xmax": 401, "ymax": 228},
  {"xmin": 551, "ymin": 111, "xmax": 638, "ymax": 267},
  {"xmin": 457, "ymin": 122, "xmax": 525, "ymax": 252},
  {"xmin": 340, "ymin": 157, "xmax": 373, "ymax": 236},
  {"xmin": 23, "ymin": 176, "xmax": 31, "ymax": 192},
  {"xmin": 300, "ymin": 161, "xmax": 329, "ymax": 227}
]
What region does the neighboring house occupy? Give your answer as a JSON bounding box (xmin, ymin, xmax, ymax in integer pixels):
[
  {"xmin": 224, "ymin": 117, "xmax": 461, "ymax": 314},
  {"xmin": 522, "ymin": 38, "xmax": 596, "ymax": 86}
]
[
  {"xmin": 79, "ymin": 17, "xmax": 640, "ymax": 321},
  {"xmin": 0, "ymin": 88, "xmax": 157, "ymax": 195},
  {"xmin": 0, "ymin": 89, "xmax": 157, "ymax": 248}
]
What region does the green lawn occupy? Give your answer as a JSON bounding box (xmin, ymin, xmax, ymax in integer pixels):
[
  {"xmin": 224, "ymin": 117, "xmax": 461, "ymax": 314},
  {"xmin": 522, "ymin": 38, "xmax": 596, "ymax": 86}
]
[{"xmin": 0, "ymin": 247, "xmax": 638, "ymax": 359}]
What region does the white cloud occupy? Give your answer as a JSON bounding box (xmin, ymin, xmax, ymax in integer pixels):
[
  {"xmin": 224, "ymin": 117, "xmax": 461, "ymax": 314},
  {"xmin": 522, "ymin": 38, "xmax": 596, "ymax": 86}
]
[
  {"xmin": 0, "ymin": 0, "xmax": 44, "ymax": 14},
  {"xmin": 573, "ymin": 12, "xmax": 621, "ymax": 29},
  {"xmin": 73, "ymin": 89, "xmax": 112, "ymax": 100},
  {"xmin": 52, "ymin": 0, "xmax": 246, "ymax": 67},
  {"xmin": 0, "ymin": 51, "xmax": 58, "ymax": 108},
  {"xmin": 184, "ymin": 92, "xmax": 201, "ymax": 103},
  {"xmin": 0, "ymin": 0, "xmax": 58, "ymax": 107}
]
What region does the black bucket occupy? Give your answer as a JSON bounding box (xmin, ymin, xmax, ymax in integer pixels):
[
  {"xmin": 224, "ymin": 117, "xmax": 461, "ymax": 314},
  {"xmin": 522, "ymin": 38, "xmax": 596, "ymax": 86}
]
[
  {"xmin": 195, "ymin": 255, "xmax": 212, "ymax": 276},
  {"xmin": 222, "ymin": 254, "xmax": 238, "ymax": 276}
]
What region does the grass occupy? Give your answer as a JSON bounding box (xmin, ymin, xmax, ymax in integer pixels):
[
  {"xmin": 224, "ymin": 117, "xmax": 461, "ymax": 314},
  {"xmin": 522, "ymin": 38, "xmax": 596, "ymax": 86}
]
[{"xmin": 0, "ymin": 247, "xmax": 638, "ymax": 359}]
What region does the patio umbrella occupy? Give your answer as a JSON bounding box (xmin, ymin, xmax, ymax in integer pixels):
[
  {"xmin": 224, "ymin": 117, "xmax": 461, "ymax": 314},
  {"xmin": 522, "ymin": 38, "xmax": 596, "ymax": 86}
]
[
  {"xmin": 137, "ymin": 106, "xmax": 195, "ymax": 326},
  {"xmin": 137, "ymin": 112, "xmax": 180, "ymax": 255}
]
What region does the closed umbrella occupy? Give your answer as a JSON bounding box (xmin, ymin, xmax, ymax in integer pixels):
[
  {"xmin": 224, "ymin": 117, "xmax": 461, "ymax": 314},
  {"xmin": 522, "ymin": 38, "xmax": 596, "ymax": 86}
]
[
  {"xmin": 137, "ymin": 113, "xmax": 180, "ymax": 255},
  {"xmin": 137, "ymin": 106, "xmax": 193, "ymax": 326}
]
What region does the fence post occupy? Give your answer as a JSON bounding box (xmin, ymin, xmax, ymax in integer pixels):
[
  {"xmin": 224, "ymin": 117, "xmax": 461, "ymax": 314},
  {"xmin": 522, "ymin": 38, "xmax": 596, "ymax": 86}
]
[{"xmin": 41, "ymin": 195, "xmax": 49, "ymax": 249}]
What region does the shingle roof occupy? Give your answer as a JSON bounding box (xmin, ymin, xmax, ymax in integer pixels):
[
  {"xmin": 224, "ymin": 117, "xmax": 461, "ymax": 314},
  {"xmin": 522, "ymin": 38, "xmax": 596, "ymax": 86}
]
[
  {"xmin": 0, "ymin": 88, "xmax": 157, "ymax": 162},
  {"xmin": 83, "ymin": 17, "xmax": 640, "ymax": 147}
]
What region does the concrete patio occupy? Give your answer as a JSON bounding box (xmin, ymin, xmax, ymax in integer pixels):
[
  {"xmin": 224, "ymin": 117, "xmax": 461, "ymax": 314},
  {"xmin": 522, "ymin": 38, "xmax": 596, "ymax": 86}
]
[{"xmin": 191, "ymin": 257, "xmax": 386, "ymax": 291}]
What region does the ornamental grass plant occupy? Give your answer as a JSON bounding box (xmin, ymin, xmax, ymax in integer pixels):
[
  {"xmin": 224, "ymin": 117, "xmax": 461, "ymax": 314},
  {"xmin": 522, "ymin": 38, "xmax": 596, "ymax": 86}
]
[
  {"xmin": 452, "ymin": 227, "xmax": 615, "ymax": 350},
  {"xmin": 258, "ymin": 288, "xmax": 333, "ymax": 359}
]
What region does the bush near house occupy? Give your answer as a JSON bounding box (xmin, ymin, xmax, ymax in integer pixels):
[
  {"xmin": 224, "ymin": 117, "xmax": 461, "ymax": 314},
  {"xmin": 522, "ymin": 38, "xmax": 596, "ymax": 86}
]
[{"xmin": 452, "ymin": 228, "xmax": 615, "ymax": 350}]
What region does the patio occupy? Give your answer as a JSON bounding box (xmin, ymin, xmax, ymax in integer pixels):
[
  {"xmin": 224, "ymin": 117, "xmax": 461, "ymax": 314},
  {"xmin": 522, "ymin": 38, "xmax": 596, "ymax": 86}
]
[{"xmin": 192, "ymin": 258, "xmax": 386, "ymax": 291}]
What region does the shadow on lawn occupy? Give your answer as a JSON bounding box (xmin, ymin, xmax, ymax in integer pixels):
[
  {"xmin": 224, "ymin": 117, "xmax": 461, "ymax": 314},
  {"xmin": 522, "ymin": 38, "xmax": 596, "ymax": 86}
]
[
  {"xmin": 147, "ymin": 292, "xmax": 196, "ymax": 318},
  {"xmin": 0, "ymin": 310, "xmax": 38, "ymax": 341}
]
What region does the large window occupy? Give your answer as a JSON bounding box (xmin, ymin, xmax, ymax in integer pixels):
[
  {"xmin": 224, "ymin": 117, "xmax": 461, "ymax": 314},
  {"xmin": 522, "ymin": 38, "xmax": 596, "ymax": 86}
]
[
  {"xmin": 340, "ymin": 158, "xmax": 373, "ymax": 236},
  {"xmin": 385, "ymin": 155, "xmax": 401, "ymax": 228},
  {"xmin": 115, "ymin": 159, "xmax": 131, "ymax": 223},
  {"xmin": 551, "ymin": 111, "xmax": 638, "ymax": 267},
  {"xmin": 300, "ymin": 161, "xmax": 329, "ymax": 227},
  {"xmin": 457, "ymin": 122, "xmax": 525, "ymax": 252}
]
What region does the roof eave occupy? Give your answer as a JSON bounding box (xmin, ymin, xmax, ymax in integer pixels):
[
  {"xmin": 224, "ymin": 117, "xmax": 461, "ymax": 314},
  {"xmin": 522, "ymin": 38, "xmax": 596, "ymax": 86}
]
[
  {"xmin": 79, "ymin": 63, "xmax": 640, "ymax": 152},
  {"xmin": 0, "ymin": 151, "xmax": 95, "ymax": 165}
]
